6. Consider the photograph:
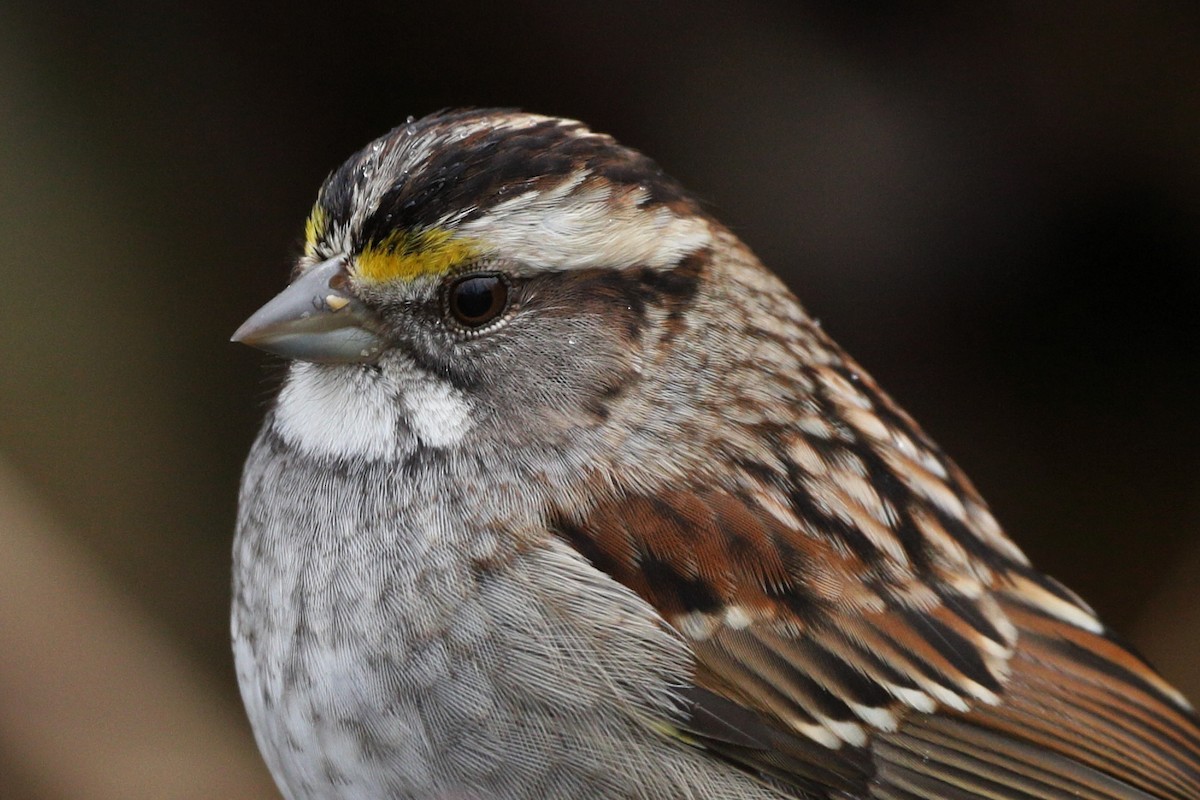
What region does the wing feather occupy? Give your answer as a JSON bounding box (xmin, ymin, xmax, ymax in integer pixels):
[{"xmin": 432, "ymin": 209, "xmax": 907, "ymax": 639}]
[
  {"xmin": 552, "ymin": 485, "xmax": 1200, "ymax": 798},
  {"xmin": 549, "ymin": 355, "xmax": 1199, "ymax": 798}
]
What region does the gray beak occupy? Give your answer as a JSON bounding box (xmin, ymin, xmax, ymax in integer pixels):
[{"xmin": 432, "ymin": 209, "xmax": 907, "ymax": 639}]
[{"xmin": 231, "ymin": 258, "xmax": 388, "ymax": 364}]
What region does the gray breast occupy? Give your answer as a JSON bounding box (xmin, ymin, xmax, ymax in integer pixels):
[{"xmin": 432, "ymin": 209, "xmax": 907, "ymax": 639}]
[{"xmin": 232, "ymin": 426, "xmax": 786, "ymax": 799}]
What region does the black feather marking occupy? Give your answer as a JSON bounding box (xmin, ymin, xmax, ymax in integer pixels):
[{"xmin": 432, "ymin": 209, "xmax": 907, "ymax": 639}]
[
  {"xmin": 897, "ymin": 608, "xmax": 1002, "ymax": 693},
  {"xmin": 786, "ymin": 476, "xmax": 884, "ymax": 565},
  {"xmin": 553, "ymin": 517, "xmax": 625, "ymax": 586},
  {"xmin": 683, "ymin": 687, "xmax": 872, "ymax": 797},
  {"xmin": 832, "ymin": 630, "xmax": 926, "ymax": 693},
  {"xmin": 324, "ymin": 109, "xmax": 700, "ymax": 250},
  {"xmin": 845, "ymin": 442, "xmax": 935, "ymax": 571},
  {"xmin": 793, "ymin": 637, "xmax": 897, "ymax": 709},
  {"xmin": 681, "ymin": 686, "xmax": 771, "ymax": 749},
  {"xmin": 937, "ymin": 587, "xmax": 1010, "ymax": 647},
  {"xmin": 639, "ymin": 555, "xmax": 724, "ymax": 615}
]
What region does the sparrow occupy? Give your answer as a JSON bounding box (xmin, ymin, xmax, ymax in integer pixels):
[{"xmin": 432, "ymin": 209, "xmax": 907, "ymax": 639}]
[{"xmin": 231, "ymin": 109, "xmax": 1200, "ymax": 799}]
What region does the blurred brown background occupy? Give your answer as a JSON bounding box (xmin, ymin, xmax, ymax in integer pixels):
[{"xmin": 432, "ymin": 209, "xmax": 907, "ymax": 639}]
[{"xmin": 1, "ymin": 2, "xmax": 1198, "ymax": 798}]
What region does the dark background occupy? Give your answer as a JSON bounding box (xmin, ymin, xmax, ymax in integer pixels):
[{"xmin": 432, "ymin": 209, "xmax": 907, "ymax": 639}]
[{"xmin": 2, "ymin": 2, "xmax": 1197, "ymax": 798}]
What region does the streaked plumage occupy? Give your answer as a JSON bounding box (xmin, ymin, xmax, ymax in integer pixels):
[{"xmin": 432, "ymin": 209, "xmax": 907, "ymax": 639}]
[{"xmin": 233, "ymin": 109, "xmax": 1200, "ymax": 799}]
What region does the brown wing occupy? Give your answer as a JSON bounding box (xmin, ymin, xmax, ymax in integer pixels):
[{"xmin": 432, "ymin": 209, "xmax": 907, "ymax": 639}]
[
  {"xmin": 550, "ymin": 357, "xmax": 1200, "ymax": 798},
  {"xmin": 555, "ymin": 484, "xmax": 1200, "ymax": 799},
  {"xmin": 867, "ymin": 586, "xmax": 1200, "ymax": 800}
]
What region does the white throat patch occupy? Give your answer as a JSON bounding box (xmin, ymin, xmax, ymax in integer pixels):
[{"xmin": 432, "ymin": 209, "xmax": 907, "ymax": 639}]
[
  {"xmin": 273, "ymin": 362, "xmax": 475, "ymax": 460},
  {"xmin": 402, "ymin": 378, "xmax": 475, "ymax": 449}
]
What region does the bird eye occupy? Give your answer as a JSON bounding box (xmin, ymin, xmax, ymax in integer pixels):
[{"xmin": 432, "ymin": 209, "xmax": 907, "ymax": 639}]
[{"xmin": 446, "ymin": 273, "xmax": 510, "ymax": 329}]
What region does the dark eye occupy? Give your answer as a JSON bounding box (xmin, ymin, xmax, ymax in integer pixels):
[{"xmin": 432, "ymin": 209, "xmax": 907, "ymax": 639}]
[{"xmin": 446, "ymin": 273, "xmax": 510, "ymax": 328}]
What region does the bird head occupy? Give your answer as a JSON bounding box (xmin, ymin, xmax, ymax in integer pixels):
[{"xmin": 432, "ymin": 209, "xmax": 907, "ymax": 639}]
[{"xmin": 233, "ymin": 109, "xmax": 746, "ymax": 459}]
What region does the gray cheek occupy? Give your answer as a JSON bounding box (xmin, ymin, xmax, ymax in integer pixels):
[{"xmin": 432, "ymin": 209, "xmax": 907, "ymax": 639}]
[{"xmin": 472, "ymin": 317, "xmax": 643, "ymax": 435}]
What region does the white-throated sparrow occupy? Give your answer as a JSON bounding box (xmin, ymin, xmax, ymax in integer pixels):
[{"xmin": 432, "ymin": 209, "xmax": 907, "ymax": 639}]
[{"xmin": 232, "ymin": 110, "xmax": 1200, "ymax": 800}]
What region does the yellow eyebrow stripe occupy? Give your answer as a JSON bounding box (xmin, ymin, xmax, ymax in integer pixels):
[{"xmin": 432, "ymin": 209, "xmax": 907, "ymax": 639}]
[
  {"xmin": 355, "ymin": 227, "xmax": 481, "ymax": 283},
  {"xmin": 303, "ymin": 205, "xmax": 327, "ymax": 258}
]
